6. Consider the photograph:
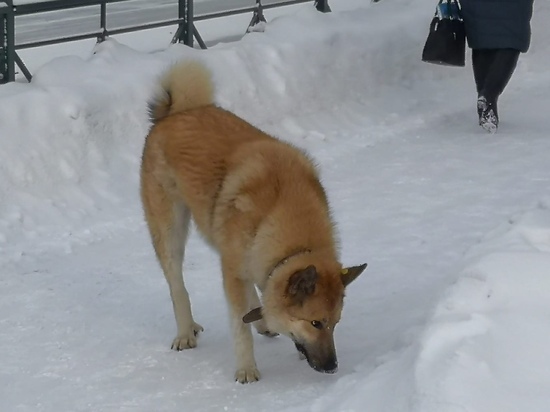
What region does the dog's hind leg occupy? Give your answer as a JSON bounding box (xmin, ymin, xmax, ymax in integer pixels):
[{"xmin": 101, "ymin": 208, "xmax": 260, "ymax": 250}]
[
  {"xmin": 248, "ymin": 286, "xmax": 278, "ymax": 338},
  {"xmin": 223, "ymin": 268, "xmax": 260, "ymax": 383},
  {"xmin": 142, "ymin": 179, "xmax": 203, "ymax": 350}
]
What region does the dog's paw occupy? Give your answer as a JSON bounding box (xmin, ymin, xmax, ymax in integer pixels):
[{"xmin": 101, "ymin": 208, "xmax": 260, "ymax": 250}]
[
  {"xmin": 171, "ymin": 322, "xmax": 204, "ymax": 350},
  {"xmin": 235, "ymin": 367, "xmax": 261, "ymax": 384},
  {"xmin": 254, "ymin": 320, "xmax": 279, "ymax": 338}
]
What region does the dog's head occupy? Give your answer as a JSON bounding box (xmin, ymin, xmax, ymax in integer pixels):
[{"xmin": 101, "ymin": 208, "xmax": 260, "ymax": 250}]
[{"xmin": 243, "ymin": 262, "xmax": 367, "ymax": 374}]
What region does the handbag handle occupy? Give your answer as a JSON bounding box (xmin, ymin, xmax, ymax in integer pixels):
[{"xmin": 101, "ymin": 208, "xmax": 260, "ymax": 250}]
[{"xmin": 436, "ymin": 0, "xmax": 462, "ymax": 21}]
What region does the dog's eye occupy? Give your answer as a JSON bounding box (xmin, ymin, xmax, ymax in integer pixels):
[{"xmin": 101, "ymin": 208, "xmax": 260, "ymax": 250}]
[{"xmin": 311, "ymin": 320, "xmax": 323, "ymax": 329}]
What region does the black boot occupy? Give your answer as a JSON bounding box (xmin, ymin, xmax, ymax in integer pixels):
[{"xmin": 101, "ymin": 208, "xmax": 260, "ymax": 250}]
[
  {"xmin": 477, "ymin": 96, "xmax": 486, "ymax": 125},
  {"xmin": 479, "ymin": 98, "xmax": 498, "ymax": 133},
  {"xmin": 472, "ymin": 49, "xmax": 519, "ymax": 132}
]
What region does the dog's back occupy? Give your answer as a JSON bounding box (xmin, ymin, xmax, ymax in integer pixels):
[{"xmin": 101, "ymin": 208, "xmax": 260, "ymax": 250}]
[{"xmin": 142, "ymin": 62, "xmax": 334, "ymax": 253}]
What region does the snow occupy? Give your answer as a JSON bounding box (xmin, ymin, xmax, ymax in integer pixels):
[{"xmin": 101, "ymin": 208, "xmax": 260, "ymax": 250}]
[{"xmin": 1, "ymin": 0, "xmax": 550, "ymax": 411}]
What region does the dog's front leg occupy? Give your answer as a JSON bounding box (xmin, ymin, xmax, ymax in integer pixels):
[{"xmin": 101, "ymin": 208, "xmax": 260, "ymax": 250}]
[{"xmin": 223, "ymin": 272, "xmax": 260, "ymax": 383}]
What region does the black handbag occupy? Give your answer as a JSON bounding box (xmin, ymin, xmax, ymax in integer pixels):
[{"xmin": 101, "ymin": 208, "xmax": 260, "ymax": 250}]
[{"xmin": 422, "ymin": 0, "xmax": 466, "ymax": 67}]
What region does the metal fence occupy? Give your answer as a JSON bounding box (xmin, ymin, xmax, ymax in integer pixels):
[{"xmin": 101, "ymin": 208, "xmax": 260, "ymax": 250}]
[{"xmin": 0, "ymin": 0, "xmax": 331, "ymax": 84}]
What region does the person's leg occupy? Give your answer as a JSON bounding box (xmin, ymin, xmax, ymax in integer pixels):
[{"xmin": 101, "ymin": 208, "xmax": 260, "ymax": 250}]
[
  {"xmin": 478, "ymin": 48, "xmax": 520, "ymax": 133},
  {"xmin": 472, "ymin": 49, "xmax": 497, "ymax": 124},
  {"xmin": 481, "ymin": 48, "xmax": 520, "ymax": 105},
  {"xmin": 472, "ymin": 49, "xmax": 497, "ymax": 96}
]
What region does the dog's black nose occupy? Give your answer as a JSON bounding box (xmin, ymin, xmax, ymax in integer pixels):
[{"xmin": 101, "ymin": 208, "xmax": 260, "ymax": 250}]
[{"xmin": 321, "ymin": 358, "xmax": 338, "ymax": 374}]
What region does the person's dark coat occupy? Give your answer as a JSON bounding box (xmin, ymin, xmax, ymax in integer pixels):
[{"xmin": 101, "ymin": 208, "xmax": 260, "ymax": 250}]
[{"xmin": 460, "ymin": 0, "xmax": 534, "ymax": 53}]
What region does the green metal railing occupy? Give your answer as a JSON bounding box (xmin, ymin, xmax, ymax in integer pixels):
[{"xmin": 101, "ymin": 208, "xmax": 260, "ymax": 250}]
[{"xmin": 0, "ymin": 0, "xmax": 331, "ymax": 84}]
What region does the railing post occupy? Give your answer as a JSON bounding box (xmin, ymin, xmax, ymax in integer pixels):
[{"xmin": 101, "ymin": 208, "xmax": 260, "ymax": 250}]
[
  {"xmin": 0, "ymin": 0, "xmax": 15, "ymax": 84},
  {"xmin": 0, "ymin": 4, "xmax": 6, "ymax": 83},
  {"xmin": 97, "ymin": 0, "xmax": 108, "ymax": 42},
  {"xmin": 193, "ymin": 25, "xmax": 207, "ymax": 49},
  {"xmin": 314, "ymin": 0, "xmax": 331, "ymax": 13},
  {"xmin": 172, "ymin": 0, "xmax": 194, "ymax": 47},
  {"xmin": 14, "ymin": 51, "xmax": 31, "ymax": 81},
  {"xmin": 247, "ymin": 0, "xmax": 267, "ymax": 33}
]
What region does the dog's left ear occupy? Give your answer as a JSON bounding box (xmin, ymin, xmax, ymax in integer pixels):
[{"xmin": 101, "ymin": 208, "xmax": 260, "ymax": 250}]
[
  {"xmin": 287, "ymin": 265, "xmax": 318, "ymax": 302},
  {"xmin": 341, "ymin": 263, "xmax": 368, "ymax": 287},
  {"xmin": 243, "ymin": 307, "xmax": 263, "ymax": 324}
]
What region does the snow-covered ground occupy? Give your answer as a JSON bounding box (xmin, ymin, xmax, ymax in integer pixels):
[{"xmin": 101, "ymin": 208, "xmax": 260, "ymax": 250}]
[{"xmin": 1, "ymin": 0, "xmax": 549, "ymax": 411}]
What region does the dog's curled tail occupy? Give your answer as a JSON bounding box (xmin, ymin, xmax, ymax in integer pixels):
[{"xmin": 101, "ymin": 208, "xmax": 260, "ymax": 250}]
[{"xmin": 149, "ymin": 60, "xmax": 214, "ymax": 123}]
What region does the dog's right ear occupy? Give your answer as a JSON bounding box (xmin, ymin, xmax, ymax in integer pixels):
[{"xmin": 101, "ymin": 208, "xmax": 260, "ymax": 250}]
[
  {"xmin": 243, "ymin": 307, "xmax": 263, "ymax": 323},
  {"xmin": 341, "ymin": 263, "xmax": 368, "ymax": 287},
  {"xmin": 287, "ymin": 265, "xmax": 318, "ymax": 303}
]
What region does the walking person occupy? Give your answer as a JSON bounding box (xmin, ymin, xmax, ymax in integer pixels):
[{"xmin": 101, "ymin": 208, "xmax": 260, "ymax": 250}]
[{"xmin": 460, "ymin": 0, "xmax": 535, "ymax": 133}]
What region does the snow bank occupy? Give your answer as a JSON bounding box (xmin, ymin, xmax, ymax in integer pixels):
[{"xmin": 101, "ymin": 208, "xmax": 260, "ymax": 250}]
[
  {"xmin": 415, "ymin": 199, "xmax": 550, "ymax": 412},
  {"xmin": 294, "ymin": 201, "xmax": 550, "ymax": 412},
  {"xmin": 0, "ymin": 0, "xmax": 451, "ymax": 267},
  {"xmin": 0, "ymin": 40, "xmax": 171, "ymax": 265}
]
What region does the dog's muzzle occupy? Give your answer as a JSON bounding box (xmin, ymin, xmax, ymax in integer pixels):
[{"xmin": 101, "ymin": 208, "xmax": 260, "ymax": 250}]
[{"xmin": 294, "ymin": 341, "xmax": 338, "ymax": 374}]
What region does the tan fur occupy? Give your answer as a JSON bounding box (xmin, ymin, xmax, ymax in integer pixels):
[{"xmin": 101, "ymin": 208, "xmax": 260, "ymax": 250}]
[
  {"xmin": 149, "ymin": 61, "xmax": 214, "ymax": 121},
  {"xmin": 140, "ymin": 60, "xmax": 366, "ymax": 383}
]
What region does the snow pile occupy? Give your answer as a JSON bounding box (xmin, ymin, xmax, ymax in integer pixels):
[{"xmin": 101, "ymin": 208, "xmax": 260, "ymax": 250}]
[
  {"xmin": 0, "ymin": 41, "xmax": 170, "ymax": 264},
  {"xmin": 415, "ymin": 199, "xmax": 550, "ymax": 412},
  {"xmin": 0, "ymin": 0, "xmax": 450, "ymax": 267},
  {"xmin": 291, "ymin": 201, "xmax": 550, "ymax": 412}
]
